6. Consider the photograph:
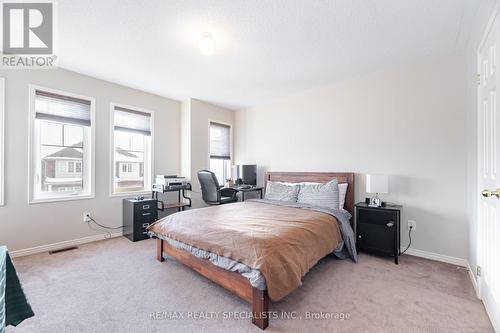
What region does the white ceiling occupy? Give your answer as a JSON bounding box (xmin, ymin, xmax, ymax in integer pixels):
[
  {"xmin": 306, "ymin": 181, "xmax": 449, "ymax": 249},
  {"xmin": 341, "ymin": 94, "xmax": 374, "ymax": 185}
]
[{"xmin": 57, "ymin": 0, "xmax": 479, "ymax": 109}]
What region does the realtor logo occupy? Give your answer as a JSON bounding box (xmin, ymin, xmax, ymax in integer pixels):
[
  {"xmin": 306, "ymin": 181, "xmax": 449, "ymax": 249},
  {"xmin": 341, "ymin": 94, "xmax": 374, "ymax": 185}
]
[
  {"xmin": 1, "ymin": 1, "xmax": 56, "ymax": 68},
  {"xmin": 3, "ymin": 2, "xmax": 53, "ymax": 54}
]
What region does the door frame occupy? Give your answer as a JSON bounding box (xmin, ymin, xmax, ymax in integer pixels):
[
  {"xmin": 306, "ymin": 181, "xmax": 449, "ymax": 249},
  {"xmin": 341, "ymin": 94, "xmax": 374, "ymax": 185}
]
[{"xmin": 476, "ymin": 0, "xmax": 500, "ymax": 305}]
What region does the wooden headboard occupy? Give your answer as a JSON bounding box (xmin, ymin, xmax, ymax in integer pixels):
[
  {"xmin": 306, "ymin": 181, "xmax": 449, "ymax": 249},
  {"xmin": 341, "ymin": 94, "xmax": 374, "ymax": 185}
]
[{"xmin": 264, "ymin": 172, "xmax": 355, "ymax": 218}]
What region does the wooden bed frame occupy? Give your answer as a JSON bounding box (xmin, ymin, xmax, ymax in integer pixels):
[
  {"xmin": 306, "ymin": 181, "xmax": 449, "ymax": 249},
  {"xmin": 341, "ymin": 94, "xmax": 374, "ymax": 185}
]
[{"xmin": 155, "ymin": 171, "xmax": 355, "ymax": 330}]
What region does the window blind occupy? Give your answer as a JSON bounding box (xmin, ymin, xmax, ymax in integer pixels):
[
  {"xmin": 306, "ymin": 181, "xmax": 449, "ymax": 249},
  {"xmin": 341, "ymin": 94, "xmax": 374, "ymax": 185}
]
[
  {"xmin": 114, "ymin": 106, "xmax": 152, "ymax": 136},
  {"xmin": 209, "ymin": 122, "xmax": 230, "ymax": 159},
  {"xmin": 35, "ymin": 90, "xmax": 91, "ymax": 126}
]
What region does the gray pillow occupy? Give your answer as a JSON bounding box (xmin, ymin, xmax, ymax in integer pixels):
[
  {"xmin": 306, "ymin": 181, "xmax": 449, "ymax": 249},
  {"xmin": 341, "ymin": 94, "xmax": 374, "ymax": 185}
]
[
  {"xmin": 265, "ymin": 181, "xmax": 299, "ymax": 202},
  {"xmin": 297, "ymin": 179, "xmax": 340, "ymax": 210}
]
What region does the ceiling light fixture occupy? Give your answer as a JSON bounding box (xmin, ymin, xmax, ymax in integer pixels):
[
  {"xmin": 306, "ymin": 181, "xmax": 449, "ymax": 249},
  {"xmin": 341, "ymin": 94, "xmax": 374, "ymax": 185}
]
[{"xmin": 199, "ymin": 32, "xmax": 215, "ymax": 56}]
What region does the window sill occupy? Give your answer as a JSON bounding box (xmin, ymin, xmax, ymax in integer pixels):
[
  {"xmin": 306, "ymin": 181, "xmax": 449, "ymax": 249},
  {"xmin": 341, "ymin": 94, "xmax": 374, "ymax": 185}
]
[
  {"xmin": 110, "ymin": 190, "xmax": 151, "ymax": 198},
  {"xmin": 29, "ymin": 193, "xmax": 95, "ymax": 205}
]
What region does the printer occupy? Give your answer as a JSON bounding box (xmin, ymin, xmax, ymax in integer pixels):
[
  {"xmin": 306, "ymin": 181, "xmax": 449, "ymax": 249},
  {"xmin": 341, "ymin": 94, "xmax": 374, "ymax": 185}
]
[{"xmin": 153, "ymin": 175, "xmax": 190, "ymax": 192}]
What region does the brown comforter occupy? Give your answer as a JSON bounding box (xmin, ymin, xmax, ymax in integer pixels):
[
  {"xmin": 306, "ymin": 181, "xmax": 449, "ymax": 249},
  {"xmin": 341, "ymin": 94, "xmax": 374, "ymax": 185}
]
[{"xmin": 148, "ymin": 200, "xmax": 342, "ymax": 301}]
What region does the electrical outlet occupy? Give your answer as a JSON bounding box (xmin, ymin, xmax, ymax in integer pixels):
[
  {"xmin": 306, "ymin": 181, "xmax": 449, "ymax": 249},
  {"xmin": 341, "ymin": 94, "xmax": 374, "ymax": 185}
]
[
  {"xmin": 83, "ymin": 212, "xmax": 91, "ymax": 223},
  {"xmin": 408, "ymin": 220, "xmax": 416, "ymax": 231}
]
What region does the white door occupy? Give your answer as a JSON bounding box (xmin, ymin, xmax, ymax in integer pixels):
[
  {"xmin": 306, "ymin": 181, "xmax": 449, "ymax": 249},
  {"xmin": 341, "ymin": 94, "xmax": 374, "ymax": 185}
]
[{"xmin": 478, "ymin": 8, "xmax": 500, "ymax": 331}]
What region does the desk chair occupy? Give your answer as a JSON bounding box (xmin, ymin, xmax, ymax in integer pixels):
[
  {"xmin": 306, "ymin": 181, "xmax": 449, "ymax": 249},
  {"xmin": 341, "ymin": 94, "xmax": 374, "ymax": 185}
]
[{"xmin": 197, "ymin": 170, "xmax": 238, "ymax": 205}]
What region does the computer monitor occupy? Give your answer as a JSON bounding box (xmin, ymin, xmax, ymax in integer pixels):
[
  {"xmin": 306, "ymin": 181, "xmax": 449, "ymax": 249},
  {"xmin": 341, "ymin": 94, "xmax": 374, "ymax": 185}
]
[{"xmin": 237, "ymin": 164, "xmax": 257, "ymax": 185}]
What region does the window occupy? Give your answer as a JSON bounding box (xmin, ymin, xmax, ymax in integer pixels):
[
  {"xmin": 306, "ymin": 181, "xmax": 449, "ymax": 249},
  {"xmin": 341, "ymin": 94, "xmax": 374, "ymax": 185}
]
[
  {"xmin": 66, "ymin": 161, "xmax": 81, "ymax": 174},
  {"xmin": 0, "ymin": 78, "xmax": 4, "ymax": 206},
  {"xmin": 209, "ymin": 122, "xmax": 231, "ymax": 186},
  {"xmin": 29, "ymin": 87, "xmax": 94, "ymax": 202},
  {"xmin": 111, "ymin": 104, "xmax": 153, "ymax": 194},
  {"xmin": 121, "ymin": 163, "xmax": 136, "ymax": 174}
]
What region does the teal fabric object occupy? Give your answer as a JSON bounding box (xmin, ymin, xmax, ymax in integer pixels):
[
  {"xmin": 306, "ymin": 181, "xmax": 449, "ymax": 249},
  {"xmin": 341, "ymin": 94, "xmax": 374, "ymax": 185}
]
[
  {"xmin": 0, "ymin": 246, "xmax": 34, "ymax": 332},
  {"xmin": 1, "ymin": 247, "xmax": 5, "ymax": 333}
]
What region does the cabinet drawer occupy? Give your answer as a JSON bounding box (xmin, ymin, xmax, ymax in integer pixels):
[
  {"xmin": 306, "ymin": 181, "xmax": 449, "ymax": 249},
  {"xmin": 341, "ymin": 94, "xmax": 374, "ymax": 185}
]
[
  {"xmin": 357, "ymin": 209, "xmax": 397, "ymax": 226},
  {"xmin": 134, "ymin": 224, "xmax": 151, "ymax": 240},
  {"xmin": 358, "ymin": 222, "xmax": 395, "ymax": 255},
  {"xmin": 136, "ymin": 202, "xmax": 154, "ymax": 210},
  {"xmin": 134, "ymin": 210, "xmax": 157, "ymax": 222},
  {"xmin": 134, "ymin": 201, "xmax": 156, "ymax": 214}
]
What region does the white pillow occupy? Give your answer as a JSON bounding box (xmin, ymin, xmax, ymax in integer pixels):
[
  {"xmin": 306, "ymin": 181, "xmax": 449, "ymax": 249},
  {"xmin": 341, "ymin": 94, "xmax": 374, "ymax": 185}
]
[
  {"xmin": 278, "ymin": 181, "xmax": 348, "ymax": 210},
  {"xmin": 338, "ymin": 183, "xmax": 348, "ymax": 210},
  {"xmin": 265, "ymin": 181, "xmax": 299, "ymax": 202},
  {"xmin": 297, "ymin": 179, "xmax": 339, "ymax": 210}
]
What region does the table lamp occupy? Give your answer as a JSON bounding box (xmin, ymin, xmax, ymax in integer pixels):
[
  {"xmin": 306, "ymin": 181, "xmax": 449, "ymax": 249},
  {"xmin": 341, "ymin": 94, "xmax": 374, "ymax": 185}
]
[{"xmin": 366, "ymin": 174, "xmax": 388, "ymax": 207}]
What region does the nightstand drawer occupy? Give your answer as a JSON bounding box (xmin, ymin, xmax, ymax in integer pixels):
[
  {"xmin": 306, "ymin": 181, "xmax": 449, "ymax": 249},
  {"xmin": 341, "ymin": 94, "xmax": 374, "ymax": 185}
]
[{"xmin": 357, "ymin": 209, "xmax": 397, "ymax": 226}]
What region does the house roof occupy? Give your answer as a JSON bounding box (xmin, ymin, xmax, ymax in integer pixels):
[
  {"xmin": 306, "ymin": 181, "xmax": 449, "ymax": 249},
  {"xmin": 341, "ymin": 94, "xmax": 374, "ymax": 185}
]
[
  {"xmin": 116, "ymin": 147, "xmax": 138, "ymax": 158},
  {"xmin": 43, "ymin": 144, "xmax": 140, "ymax": 161},
  {"xmin": 44, "ymin": 144, "xmax": 83, "ymax": 159},
  {"xmin": 115, "ymin": 147, "xmax": 142, "ymax": 163}
]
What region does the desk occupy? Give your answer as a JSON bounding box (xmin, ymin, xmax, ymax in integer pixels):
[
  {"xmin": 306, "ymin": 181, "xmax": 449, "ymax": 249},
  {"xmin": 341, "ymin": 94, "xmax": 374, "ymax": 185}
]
[
  {"xmin": 232, "ymin": 186, "xmax": 264, "ymax": 201},
  {"xmin": 152, "ymin": 183, "xmax": 192, "ymax": 212}
]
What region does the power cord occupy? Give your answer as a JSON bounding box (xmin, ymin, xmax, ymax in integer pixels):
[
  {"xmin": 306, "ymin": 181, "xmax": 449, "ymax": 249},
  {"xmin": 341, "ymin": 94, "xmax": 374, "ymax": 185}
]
[
  {"xmin": 87, "ymin": 220, "xmax": 112, "ymax": 239},
  {"xmin": 85, "ymin": 214, "xmax": 123, "ymax": 239},
  {"xmin": 87, "ymin": 215, "xmax": 123, "ymax": 229},
  {"xmin": 400, "ymin": 226, "xmax": 413, "ymax": 254}
]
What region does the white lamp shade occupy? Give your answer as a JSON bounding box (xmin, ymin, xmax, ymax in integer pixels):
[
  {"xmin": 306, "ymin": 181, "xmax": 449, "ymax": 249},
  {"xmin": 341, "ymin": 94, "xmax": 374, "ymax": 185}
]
[{"xmin": 366, "ymin": 174, "xmax": 389, "ymax": 194}]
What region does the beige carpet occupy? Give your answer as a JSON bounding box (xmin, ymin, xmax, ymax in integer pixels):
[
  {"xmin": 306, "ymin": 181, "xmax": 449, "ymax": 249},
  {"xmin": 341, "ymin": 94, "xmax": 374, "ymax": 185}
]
[{"xmin": 7, "ymin": 237, "xmax": 493, "ymax": 333}]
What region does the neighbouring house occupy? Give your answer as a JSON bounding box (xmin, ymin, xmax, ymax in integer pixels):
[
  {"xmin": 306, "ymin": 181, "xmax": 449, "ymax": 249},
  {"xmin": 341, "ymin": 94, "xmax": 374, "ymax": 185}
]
[
  {"xmin": 114, "ymin": 147, "xmax": 144, "ymax": 190},
  {"xmin": 41, "ymin": 145, "xmax": 83, "ymax": 192}
]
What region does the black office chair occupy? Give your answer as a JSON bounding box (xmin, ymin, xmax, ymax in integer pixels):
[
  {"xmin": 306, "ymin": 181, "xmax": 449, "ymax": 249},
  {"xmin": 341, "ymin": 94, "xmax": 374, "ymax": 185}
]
[{"xmin": 197, "ymin": 170, "xmax": 238, "ymax": 205}]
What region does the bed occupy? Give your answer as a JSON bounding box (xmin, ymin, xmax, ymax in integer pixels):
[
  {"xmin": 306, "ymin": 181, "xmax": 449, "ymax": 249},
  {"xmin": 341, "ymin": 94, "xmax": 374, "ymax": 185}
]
[{"xmin": 148, "ymin": 172, "xmax": 355, "ymax": 330}]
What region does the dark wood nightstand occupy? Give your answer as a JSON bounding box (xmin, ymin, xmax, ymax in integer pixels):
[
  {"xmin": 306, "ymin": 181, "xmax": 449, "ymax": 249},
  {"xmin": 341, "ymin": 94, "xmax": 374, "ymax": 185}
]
[{"xmin": 355, "ymin": 202, "xmax": 402, "ymax": 264}]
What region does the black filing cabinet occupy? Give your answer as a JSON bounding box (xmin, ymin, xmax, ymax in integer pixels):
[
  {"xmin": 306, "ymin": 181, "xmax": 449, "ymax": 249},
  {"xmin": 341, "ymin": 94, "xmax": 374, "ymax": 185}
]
[
  {"xmin": 123, "ymin": 198, "xmax": 158, "ymax": 242},
  {"xmin": 355, "ymin": 202, "xmax": 402, "ymax": 264}
]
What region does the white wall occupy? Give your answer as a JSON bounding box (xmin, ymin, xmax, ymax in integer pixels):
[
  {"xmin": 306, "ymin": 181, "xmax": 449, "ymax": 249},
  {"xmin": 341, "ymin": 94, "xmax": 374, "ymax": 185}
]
[
  {"xmin": 465, "ymin": 0, "xmax": 498, "ymax": 282},
  {"xmin": 180, "ymin": 100, "xmax": 191, "ymax": 179},
  {"xmin": 235, "ymin": 55, "xmax": 468, "ymax": 260},
  {"xmin": 181, "ymin": 98, "xmax": 235, "ymax": 207},
  {"xmin": 0, "ymin": 68, "xmax": 181, "ymax": 251}
]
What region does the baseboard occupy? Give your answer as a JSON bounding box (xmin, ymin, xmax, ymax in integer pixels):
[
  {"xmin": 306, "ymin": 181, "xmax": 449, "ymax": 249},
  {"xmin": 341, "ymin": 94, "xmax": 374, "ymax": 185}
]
[
  {"xmin": 400, "ymin": 248, "xmax": 480, "ymax": 299},
  {"xmin": 467, "ymin": 261, "xmax": 480, "ymax": 298},
  {"xmin": 10, "ymin": 232, "xmax": 123, "ymax": 258},
  {"xmin": 401, "ymin": 247, "xmax": 468, "ymax": 267}
]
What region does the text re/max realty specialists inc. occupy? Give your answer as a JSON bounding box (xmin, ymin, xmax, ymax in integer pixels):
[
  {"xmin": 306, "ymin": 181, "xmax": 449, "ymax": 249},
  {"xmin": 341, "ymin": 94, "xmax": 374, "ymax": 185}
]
[{"xmin": 149, "ymin": 311, "xmax": 351, "ymax": 321}]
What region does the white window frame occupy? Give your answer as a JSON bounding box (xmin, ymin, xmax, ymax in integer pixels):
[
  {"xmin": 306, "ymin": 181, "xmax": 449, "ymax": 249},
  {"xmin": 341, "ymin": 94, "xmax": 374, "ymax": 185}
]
[
  {"xmin": 0, "ymin": 78, "xmax": 4, "ymax": 206},
  {"xmin": 109, "ymin": 102, "xmax": 155, "ymax": 197},
  {"xmin": 208, "ymin": 119, "xmax": 233, "ymax": 186},
  {"xmin": 28, "ymin": 85, "xmax": 96, "ymax": 204}
]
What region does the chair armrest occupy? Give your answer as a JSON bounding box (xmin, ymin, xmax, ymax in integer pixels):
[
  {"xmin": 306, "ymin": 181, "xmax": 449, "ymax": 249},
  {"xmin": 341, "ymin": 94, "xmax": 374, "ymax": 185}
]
[{"xmin": 220, "ymin": 188, "xmax": 238, "ymax": 198}]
